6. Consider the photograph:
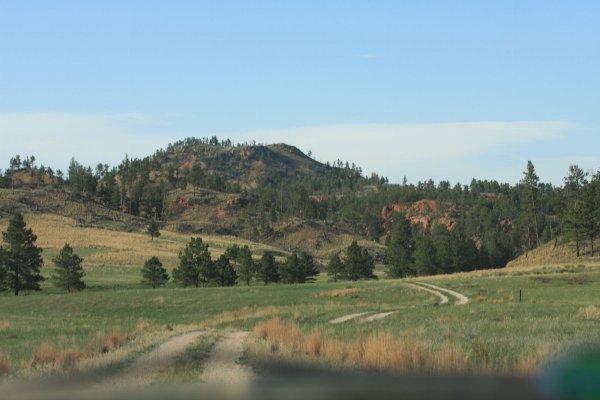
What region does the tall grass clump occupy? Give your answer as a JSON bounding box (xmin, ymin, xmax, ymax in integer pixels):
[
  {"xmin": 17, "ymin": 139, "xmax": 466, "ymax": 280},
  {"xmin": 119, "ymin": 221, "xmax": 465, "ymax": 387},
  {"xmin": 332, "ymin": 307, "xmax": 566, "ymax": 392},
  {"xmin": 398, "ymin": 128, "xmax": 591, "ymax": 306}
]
[
  {"xmin": 30, "ymin": 328, "xmax": 132, "ymax": 371},
  {"xmin": 0, "ymin": 353, "xmax": 11, "ymax": 376},
  {"xmin": 253, "ymin": 318, "xmax": 551, "ymax": 376},
  {"xmin": 577, "ymin": 306, "xmax": 600, "ymax": 321}
]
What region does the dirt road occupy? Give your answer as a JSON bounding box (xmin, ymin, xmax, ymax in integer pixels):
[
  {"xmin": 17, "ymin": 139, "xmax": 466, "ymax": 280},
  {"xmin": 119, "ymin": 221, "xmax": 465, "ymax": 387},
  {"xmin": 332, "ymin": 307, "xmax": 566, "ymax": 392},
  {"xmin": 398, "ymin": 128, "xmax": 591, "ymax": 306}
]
[
  {"xmin": 107, "ymin": 330, "xmax": 207, "ymax": 388},
  {"xmin": 415, "ymin": 282, "xmax": 469, "ymax": 305},
  {"xmin": 199, "ymin": 331, "xmax": 255, "ymax": 389},
  {"xmin": 404, "ymin": 282, "xmax": 449, "ymax": 304}
]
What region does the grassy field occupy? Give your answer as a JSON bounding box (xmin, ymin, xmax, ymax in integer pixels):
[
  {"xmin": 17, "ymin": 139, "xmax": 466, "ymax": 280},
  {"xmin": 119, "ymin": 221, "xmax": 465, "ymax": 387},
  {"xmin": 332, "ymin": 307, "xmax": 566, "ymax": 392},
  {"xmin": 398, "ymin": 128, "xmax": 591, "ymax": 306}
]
[
  {"xmin": 1, "ymin": 212, "xmax": 600, "ymax": 380},
  {"xmin": 1, "ymin": 262, "xmax": 599, "ymax": 378},
  {"xmin": 0, "ymin": 213, "xmax": 286, "ymax": 269}
]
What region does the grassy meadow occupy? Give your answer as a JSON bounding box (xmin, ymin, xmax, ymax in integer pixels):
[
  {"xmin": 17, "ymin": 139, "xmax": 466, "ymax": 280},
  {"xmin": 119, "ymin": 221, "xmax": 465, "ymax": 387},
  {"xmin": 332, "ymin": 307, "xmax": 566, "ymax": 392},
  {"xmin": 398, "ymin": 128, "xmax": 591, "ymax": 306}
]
[{"xmin": 1, "ymin": 212, "xmax": 600, "ymax": 380}]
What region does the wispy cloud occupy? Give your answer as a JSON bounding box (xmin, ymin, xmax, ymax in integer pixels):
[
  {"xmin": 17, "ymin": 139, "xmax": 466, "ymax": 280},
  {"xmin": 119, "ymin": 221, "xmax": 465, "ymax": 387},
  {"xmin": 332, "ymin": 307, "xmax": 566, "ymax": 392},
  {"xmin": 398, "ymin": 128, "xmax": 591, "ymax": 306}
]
[
  {"xmin": 233, "ymin": 121, "xmax": 574, "ymax": 182},
  {"xmin": 0, "ymin": 112, "xmax": 181, "ymax": 170},
  {"xmin": 0, "ymin": 113, "xmax": 580, "ymax": 183}
]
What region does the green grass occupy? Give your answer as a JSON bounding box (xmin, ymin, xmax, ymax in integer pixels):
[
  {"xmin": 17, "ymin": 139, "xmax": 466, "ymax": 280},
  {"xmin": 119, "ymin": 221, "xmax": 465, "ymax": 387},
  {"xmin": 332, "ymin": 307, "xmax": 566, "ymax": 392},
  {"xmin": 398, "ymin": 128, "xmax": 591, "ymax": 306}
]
[{"xmin": 1, "ymin": 264, "xmax": 600, "ymax": 376}]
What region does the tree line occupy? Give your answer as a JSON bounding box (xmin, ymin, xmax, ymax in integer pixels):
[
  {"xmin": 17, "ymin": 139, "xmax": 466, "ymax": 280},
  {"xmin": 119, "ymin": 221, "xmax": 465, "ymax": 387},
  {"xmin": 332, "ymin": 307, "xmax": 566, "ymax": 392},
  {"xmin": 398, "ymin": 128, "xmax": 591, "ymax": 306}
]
[
  {"xmin": 2, "ymin": 137, "xmax": 600, "ymax": 268},
  {"xmin": 0, "ymin": 213, "xmax": 328, "ymax": 295}
]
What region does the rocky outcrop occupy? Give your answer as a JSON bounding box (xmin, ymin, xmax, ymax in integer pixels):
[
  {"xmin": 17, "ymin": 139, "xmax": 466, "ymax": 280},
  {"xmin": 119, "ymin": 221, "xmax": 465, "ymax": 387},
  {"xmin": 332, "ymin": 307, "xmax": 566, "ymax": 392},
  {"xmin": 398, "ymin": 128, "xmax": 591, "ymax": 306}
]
[{"xmin": 381, "ymin": 200, "xmax": 458, "ymax": 231}]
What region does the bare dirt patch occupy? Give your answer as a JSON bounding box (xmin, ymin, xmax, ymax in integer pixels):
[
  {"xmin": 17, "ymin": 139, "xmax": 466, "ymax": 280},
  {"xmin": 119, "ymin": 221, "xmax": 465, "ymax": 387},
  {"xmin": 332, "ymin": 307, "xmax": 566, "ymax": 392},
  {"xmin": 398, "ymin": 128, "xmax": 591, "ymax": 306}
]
[
  {"xmin": 329, "ymin": 312, "xmax": 372, "ymax": 324},
  {"xmin": 415, "ymin": 282, "xmax": 469, "ymax": 305},
  {"xmin": 404, "ymin": 283, "xmax": 449, "ymax": 305},
  {"xmin": 358, "ymin": 312, "xmax": 395, "ymax": 323},
  {"xmin": 108, "ymin": 331, "xmax": 206, "ymax": 388},
  {"xmin": 199, "ymin": 331, "xmax": 254, "ymax": 387}
]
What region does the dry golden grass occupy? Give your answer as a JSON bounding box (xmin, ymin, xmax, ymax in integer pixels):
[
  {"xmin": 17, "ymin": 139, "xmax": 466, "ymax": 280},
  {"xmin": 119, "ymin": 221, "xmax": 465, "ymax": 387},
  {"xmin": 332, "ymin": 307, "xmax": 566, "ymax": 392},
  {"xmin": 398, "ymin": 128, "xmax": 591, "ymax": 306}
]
[
  {"xmin": 30, "ymin": 343, "xmax": 82, "ymax": 370},
  {"xmin": 0, "ymin": 321, "xmax": 11, "ymax": 331},
  {"xmin": 404, "ymin": 262, "xmax": 599, "ymax": 283},
  {"xmin": 204, "ymin": 305, "xmax": 283, "ymax": 327},
  {"xmin": 30, "ymin": 328, "xmax": 131, "ymax": 371},
  {"xmin": 577, "ymin": 305, "xmax": 600, "ymax": 321},
  {"xmin": 252, "ymin": 318, "xmax": 548, "ymax": 376},
  {"xmin": 136, "ymin": 319, "xmax": 150, "ymax": 335},
  {"xmin": 316, "ymin": 287, "xmax": 360, "ymax": 298},
  {"xmin": 507, "ymin": 239, "xmax": 600, "ymax": 268},
  {"xmin": 0, "ymin": 213, "xmax": 280, "ymax": 268},
  {"xmin": 76, "ymin": 324, "xmax": 207, "ymax": 376},
  {"xmin": 0, "ymin": 352, "xmax": 11, "ymax": 376}
]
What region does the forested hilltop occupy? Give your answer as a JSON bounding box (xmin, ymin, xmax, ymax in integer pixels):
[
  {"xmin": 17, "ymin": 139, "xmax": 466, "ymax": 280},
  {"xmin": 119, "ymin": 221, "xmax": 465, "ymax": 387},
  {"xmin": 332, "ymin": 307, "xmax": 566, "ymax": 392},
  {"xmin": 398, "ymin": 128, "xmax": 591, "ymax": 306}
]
[{"xmin": 0, "ymin": 136, "xmax": 597, "ymax": 276}]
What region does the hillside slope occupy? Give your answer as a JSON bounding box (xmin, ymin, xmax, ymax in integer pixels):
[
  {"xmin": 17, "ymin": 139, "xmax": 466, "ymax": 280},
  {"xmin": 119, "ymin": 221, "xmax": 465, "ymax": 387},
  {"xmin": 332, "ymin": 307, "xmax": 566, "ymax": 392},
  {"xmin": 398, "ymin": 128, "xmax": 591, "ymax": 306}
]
[{"xmin": 507, "ymin": 237, "xmax": 600, "ymax": 267}]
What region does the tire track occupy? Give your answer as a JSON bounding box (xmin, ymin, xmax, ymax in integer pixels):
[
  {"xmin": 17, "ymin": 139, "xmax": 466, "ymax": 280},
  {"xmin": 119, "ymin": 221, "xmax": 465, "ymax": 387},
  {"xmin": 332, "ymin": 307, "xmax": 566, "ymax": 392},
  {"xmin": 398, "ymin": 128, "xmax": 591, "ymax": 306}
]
[
  {"xmin": 404, "ymin": 283, "xmax": 449, "ymax": 305},
  {"xmin": 413, "ymin": 282, "xmax": 469, "ymax": 305},
  {"xmin": 199, "ymin": 331, "xmax": 255, "ymax": 388},
  {"xmin": 329, "ymin": 312, "xmax": 372, "ymax": 324}
]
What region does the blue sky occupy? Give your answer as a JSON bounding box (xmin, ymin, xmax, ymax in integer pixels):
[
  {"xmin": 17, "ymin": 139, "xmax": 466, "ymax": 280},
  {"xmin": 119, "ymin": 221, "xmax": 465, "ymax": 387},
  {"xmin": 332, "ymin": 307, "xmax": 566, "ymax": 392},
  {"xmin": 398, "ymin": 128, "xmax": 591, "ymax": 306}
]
[{"xmin": 0, "ymin": 1, "xmax": 599, "ymax": 184}]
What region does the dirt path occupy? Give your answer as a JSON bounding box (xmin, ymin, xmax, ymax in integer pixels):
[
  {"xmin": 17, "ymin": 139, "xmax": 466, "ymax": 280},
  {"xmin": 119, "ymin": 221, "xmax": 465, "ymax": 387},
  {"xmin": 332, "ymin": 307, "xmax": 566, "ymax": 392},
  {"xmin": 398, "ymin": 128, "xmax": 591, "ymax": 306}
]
[
  {"xmin": 199, "ymin": 331, "xmax": 255, "ymax": 388},
  {"xmin": 358, "ymin": 312, "xmax": 395, "ymax": 323},
  {"xmin": 107, "ymin": 330, "xmax": 207, "ymax": 388},
  {"xmin": 405, "ymin": 282, "xmax": 449, "ymax": 305},
  {"xmin": 329, "ymin": 312, "xmax": 372, "ymax": 324},
  {"xmin": 416, "ymin": 282, "xmax": 469, "ymax": 305}
]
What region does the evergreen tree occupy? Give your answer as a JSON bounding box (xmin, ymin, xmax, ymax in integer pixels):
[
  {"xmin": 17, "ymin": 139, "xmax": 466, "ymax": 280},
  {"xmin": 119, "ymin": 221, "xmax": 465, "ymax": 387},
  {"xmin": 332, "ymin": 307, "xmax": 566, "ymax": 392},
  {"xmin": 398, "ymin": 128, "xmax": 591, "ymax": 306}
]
[
  {"xmin": 147, "ymin": 218, "xmax": 161, "ymax": 240},
  {"xmin": 141, "ymin": 256, "xmax": 169, "ymax": 288},
  {"xmin": 520, "ymin": 161, "xmax": 541, "ymax": 249},
  {"xmin": 51, "ymin": 243, "xmax": 86, "ymax": 292},
  {"xmin": 436, "ymin": 225, "xmax": 479, "ymax": 273},
  {"xmin": 413, "ymin": 233, "xmax": 439, "ymax": 276},
  {"xmin": 224, "ymin": 244, "xmax": 240, "ymax": 260},
  {"xmin": 236, "ymin": 246, "xmax": 255, "ymax": 286},
  {"xmin": 481, "ymin": 230, "xmax": 514, "ymax": 268},
  {"xmin": 187, "ymin": 163, "xmax": 204, "ymax": 196},
  {"xmin": 386, "ymin": 214, "xmax": 414, "ymax": 278},
  {"xmin": 1, "ymin": 213, "xmax": 44, "ymax": 296},
  {"xmin": 257, "ymin": 251, "xmax": 279, "ymax": 285},
  {"xmin": 298, "ymin": 251, "xmax": 320, "ymax": 283},
  {"xmin": 343, "ymin": 241, "xmax": 375, "ymax": 280},
  {"xmin": 279, "ymin": 252, "xmax": 319, "ymax": 284},
  {"xmin": 213, "ymin": 254, "xmax": 237, "ymax": 286},
  {"xmin": 326, "ymin": 254, "xmax": 344, "ymax": 282},
  {"xmin": 582, "ymin": 172, "xmax": 600, "ymax": 256},
  {"xmin": 563, "ymin": 165, "xmax": 588, "ymax": 257},
  {"xmin": 0, "ymin": 247, "xmax": 7, "ymax": 291},
  {"xmin": 172, "ymin": 237, "xmax": 213, "ymax": 287},
  {"xmin": 452, "ymin": 226, "xmax": 479, "ymax": 272}
]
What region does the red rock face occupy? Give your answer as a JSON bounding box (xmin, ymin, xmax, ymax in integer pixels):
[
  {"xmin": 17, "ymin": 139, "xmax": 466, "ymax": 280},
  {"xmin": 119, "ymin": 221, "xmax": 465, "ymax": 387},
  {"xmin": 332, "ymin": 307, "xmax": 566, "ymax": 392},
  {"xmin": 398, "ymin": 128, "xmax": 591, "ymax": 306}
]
[
  {"xmin": 176, "ymin": 197, "xmax": 194, "ymax": 208},
  {"xmin": 381, "ymin": 200, "xmax": 457, "ymax": 232}
]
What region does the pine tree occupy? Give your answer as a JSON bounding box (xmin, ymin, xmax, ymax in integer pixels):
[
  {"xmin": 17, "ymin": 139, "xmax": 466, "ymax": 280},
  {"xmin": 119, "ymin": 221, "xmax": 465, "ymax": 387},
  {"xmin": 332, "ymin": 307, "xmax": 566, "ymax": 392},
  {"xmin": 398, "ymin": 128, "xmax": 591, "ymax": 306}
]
[
  {"xmin": 141, "ymin": 256, "xmax": 169, "ymax": 288},
  {"xmin": 213, "ymin": 254, "xmax": 237, "ymax": 286},
  {"xmin": 257, "ymin": 251, "xmax": 279, "ymax": 285},
  {"xmin": 146, "ymin": 218, "xmax": 160, "ymax": 241},
  {"xmin": 279, "ymin": 252, "xmax": 319, "ymax": 284},
  {"xmin": 188, "ymin": 163, "xmax": 204, "ymax": 196},
  {"xmin": 237, "ymin": 246, "xmax": 255, "ymax": 286},
  {"xmin": 386, "ymin": 214, "xmax": 414, "ymax": 278},
  {"xmin": 326, "ymin": 254, "xmax": 344, "ymax": 282},
  {"xmin": 51, "ymin": 243, "xmax": 86, "ymax": 292},
  {"xmin": 413, "ymin": 233, "xmax": 439, "ymax": 276},
  {"xmin": 172, "ymin": 237, "xmax": 213, "ymax": 287},
  {"xmin": 0, "ymin": 247, "xmax": 7, "ymax": 291},
  {"xmin": 298, "ymin": 251, "xmax": 320, "ymax": 283},
  {"xmin": 582, "ymin": 171, "xmax": 600, "ymax": 256},
  {"xmin": 563, "ymin": 165, "xmax": 588, "ymax": 257},
  {"xmin": 520, "ymin": 161, "xmax": 541, "ymax": 249},
  {"xmin": 343, "ymin": 241, "xmax": 375, "ymax": 280},
  {"xmin": 1, "ymin": 213, "xmax": 44, "ymax": 296}
]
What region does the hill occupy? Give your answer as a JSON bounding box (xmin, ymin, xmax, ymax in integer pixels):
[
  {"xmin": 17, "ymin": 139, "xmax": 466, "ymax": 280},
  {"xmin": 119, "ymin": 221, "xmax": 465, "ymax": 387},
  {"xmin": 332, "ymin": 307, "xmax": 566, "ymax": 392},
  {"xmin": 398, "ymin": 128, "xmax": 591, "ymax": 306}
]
[
  {"xmin": 2, "ymin": 136, "xmax": 599, "ymax": 272},
  {"xmin": 507, "ymin": 237, "xmax": 600, "ymax": 268}
]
